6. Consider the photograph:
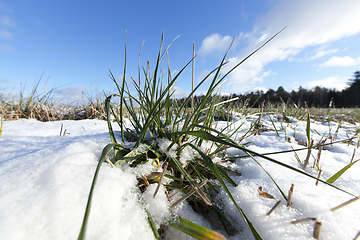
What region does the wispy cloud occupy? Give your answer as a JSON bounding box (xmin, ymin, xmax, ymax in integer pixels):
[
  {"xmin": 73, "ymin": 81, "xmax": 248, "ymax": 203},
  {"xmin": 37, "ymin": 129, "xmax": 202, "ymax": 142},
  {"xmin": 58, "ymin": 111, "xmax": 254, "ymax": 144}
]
[
  {"xmin": 0, "ymin": 2, "xmax": 12, "ymax": 12},
  {"xmin": 0, "ymin": 43, "xmax": 12, "ymax": 52},
  {"xmin": 0, "ymin": 14, "xmax": 15, "ymax": 51},
  {"xmin": 319, "ymin": 56, "xmax": 360, "ymax": 68},
  {"xmin": 0, "ymin": 15, "xmax": 15, "ymax": 27},
  {"xmin": 0, "ymin": 78, "xmax": 10, "ymax": 85},
  {"xmin": 308, "ymin": 49, "xmax": 338, "ymax": 60},
  {"xmin": 0, "ymin": 28, "xmax": 12, "ymax": 39},
  {"xmin": 198, "ymin": 34, "xmax": 233, "ymax": 58},
  {"xmin": 200, "ymin": 0, "xmax": 360, "ymax": 93}
]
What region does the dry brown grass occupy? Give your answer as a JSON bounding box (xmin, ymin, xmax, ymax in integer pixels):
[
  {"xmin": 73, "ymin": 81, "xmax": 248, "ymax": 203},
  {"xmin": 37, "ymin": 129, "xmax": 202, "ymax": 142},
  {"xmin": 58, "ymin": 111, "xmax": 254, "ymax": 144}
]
[{"xmin": 0, "ymin": 99, "xmax": 133, "ymax": 122}]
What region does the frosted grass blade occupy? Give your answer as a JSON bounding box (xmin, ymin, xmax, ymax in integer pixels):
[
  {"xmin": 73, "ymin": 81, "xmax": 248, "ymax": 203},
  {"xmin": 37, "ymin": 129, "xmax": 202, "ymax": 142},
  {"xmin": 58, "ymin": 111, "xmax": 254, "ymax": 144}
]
[{"xmin": 114, "ymin": 143, "xmax": 153, "ymax": 165}]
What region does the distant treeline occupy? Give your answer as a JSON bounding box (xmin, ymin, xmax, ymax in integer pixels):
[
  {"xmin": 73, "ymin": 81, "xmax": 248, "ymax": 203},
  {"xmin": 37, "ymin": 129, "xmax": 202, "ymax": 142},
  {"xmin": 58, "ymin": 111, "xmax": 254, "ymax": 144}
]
[{"xmin": 176, "ymin": 71, "xmax": 360, "ymax": 108}]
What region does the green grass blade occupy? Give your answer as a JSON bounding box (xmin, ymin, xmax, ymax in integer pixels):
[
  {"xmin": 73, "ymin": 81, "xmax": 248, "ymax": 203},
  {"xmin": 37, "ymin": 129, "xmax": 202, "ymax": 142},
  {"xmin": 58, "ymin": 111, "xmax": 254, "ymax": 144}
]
[
  {"xmin": 108, "ymin": 68, "xmax": 126, "ymax": 143},
  {"xmin": 104, "ymin": 94, "xmax": 128, "ymax": 160},
  {"xmin": 233, "ymin": 138, "xmax": 356, "ymax": 159},
  {"xmin": 172, "ymin": 64, "xmax": 223, "ymax": 126},
  {"xmin": 135, "ymin": 186, "xmax": 160, "ymax": 240},
  {"xmin": 144, "ymin": 207, "xmax": 160, "ymax": 240},
  {"xmin": 246, "ymin": 151, "xmax": 288, "ymax": 201},
  {"xmin": 170, "ymin": 217, "xmax": 226, "ymax": 240},
  {"xmin": 327, "ymin": 159, "xmax": 360, "ymax": 184},
  {"xmin": 104, "ymin": 94, "xmax": 120, "ymax": 144},
  {"xmin": 192, "ymin": 157, "xmax": 238, "ymax": 187},
  {"xmin": 114, "ymin": 142, "xmax": 153, "ymax": 165},
  {"xmin": 168, "ymin": 181, "xmax": 237, "ymax": 235},
  {"xmin": 77, "ymin": 143, "xmax": 126, "ymax": 240},
  {"xmin": 170, "ymin": 156, "xmax": 198, "ymax": 189},
  {"xmin": 176, "ymin": 129, "xmax": 357, "ymax": 197},
  {"xmin": 187, "ymin": 143, "xmax": 263, "ymax": 240},
  {"xmin": 268, "ymin": 114, "xmax": 280, "ymax": 137}
]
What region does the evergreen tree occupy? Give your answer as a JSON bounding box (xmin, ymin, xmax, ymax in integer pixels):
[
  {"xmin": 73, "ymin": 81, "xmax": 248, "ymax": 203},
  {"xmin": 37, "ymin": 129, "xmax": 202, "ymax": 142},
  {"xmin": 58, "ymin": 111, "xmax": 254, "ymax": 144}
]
[{"xmin": 347, "ymin": 71, "xmax": 360, "ymax": 107}]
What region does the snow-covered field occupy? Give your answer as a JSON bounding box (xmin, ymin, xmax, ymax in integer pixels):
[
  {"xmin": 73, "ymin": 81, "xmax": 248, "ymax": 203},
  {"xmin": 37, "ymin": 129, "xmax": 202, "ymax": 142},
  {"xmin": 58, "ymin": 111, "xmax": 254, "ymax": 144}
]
[{"xmin": 1, "ymin": 116, "xmax": 359, "ymax": 240}]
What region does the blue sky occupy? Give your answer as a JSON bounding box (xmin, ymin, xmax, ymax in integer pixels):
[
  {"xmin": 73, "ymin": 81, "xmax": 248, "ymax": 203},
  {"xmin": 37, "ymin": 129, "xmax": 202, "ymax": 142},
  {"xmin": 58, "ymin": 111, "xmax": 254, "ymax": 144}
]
[{"xmin": 1, "ymin": 0, "xmax": 360, "ymax": 103}]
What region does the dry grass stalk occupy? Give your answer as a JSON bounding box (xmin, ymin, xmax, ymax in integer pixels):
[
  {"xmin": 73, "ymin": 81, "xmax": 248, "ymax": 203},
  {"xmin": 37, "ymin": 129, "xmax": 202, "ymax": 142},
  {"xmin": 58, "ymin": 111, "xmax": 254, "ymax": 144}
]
[
  {"xmin": 257, "ymin": 186, "xmax": 278, "ymax": 200},
  {"xmin": 0, "ymin": 96, "xmax": 117, "ymax": 122},
  {"xmin": 291, "ymin": 146, "xmax": 301, "ymax": 163},
  {"xmin": 193, "ymin": 186, "xmax": 212, "ymax": 206},
  {"xmin": 290, "ymin": 217, "xmax": 322, "ymax": 238},
  {"xmin": 141, "ymin": 175, "xmax": 150, "ymax": 187},
  {"xmin": 168, "ymin": 179, "xmax": 208, "ymax": 212},
  {"xmin": 350, "ymin": 147, "xmax": 357, "ymax": 164},
  {"xmin": 153, "ymin": 162, "xmax": 168, "ymax": 198},
  {"xmin": 59, "ymin": 124, "xmax": 63, "ymax": 136},
  {"xmin": 255, "ymin": 101, "xmax": 265, "ymax": 135},
  {"xmin": 295, "ymin": 131, "xmax": 301, "ymax": 141},
  {"xmin": 164, "ymin": 186, "xmax": 171, "ymax": 202},
  {"xmin": 331, "ymin": 196, "xmax": 360, "ymax": 212},
  {"xmin": 0, "ymin": 114, "xmax": 3, "ymax": 138},
  {"xmin": 105, "ymin": 153, "xmax": 115, "ymax": 168},
  {"xmin": 291, "ymin": 217, "xmax": 317, "ymax": 224},
  {"xmin": 168, "ymin": 186, "xmax": 185, "ymax": 200},
  {"xmin": 313, "ymin": 139, "xmax": 325, "ymax": 168},
  {"xmin": 257, "ymin": 186, "xmax": 282, "ymax": 216},
  {"xmin": 303, "ymin": 139, "xmax": 314, "ymax": 170},
  {"xmin": 287, "ymin": 184, "xmax": 294, "ymax": 207},
  {"xmin": 266, "ymin": 200, "xmax": 281, "ymax": 216},
  {"xmin": 313, "ymin": 219, "xmax": 322, "ymax": 240},
  {"xmin": 315, "ymin": 169, "xmax": 322, "ymax": 186}
]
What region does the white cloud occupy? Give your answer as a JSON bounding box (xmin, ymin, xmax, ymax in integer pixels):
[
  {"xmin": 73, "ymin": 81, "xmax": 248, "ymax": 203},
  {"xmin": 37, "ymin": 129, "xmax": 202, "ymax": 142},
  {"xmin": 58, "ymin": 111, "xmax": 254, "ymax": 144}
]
[
  {"xmin": 302, "ymin": 76, "xmax": 348, "ymax": 91},
  {"xmin": 252, "ymin": 86, "xmax": 268, "ymax": 93},
  {"xmin": 198, "ymin": 34, "xmax": 233, "ymax": 58},
  {"xmin": 171, "ymin": 69, "xmax": 178, "ymax": 77},
  {"xmin": 212, "ymin": 0, "xmax": 360, "ymax": 91},
  {"xmin": 258, "ymin": 0, "xmax": 360, "ymax": 48},
  {"xmin": 172, "ymin": 86, "xmax": 189, "ymax": 98},
  {"xmin": 308, "ymin": 49, "xmax": 338, "ymax": 60},
  {"xmin": 217, "ymin": 91, "xmax": 232, "ymax": 96},
  {"xmin": 319, "ymin": 56, "xmax": 360, "ymax": 67},
  {"xmin": 54, "ymin": 87, "xmax": 86, "ymax": 103}
]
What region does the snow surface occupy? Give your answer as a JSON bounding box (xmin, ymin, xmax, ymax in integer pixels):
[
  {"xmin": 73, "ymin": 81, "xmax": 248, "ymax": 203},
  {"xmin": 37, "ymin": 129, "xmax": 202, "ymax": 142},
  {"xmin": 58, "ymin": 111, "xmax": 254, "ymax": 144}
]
[{"xmin": 1, "ymin": 117, "xmax": 360, "ymax": 240}]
